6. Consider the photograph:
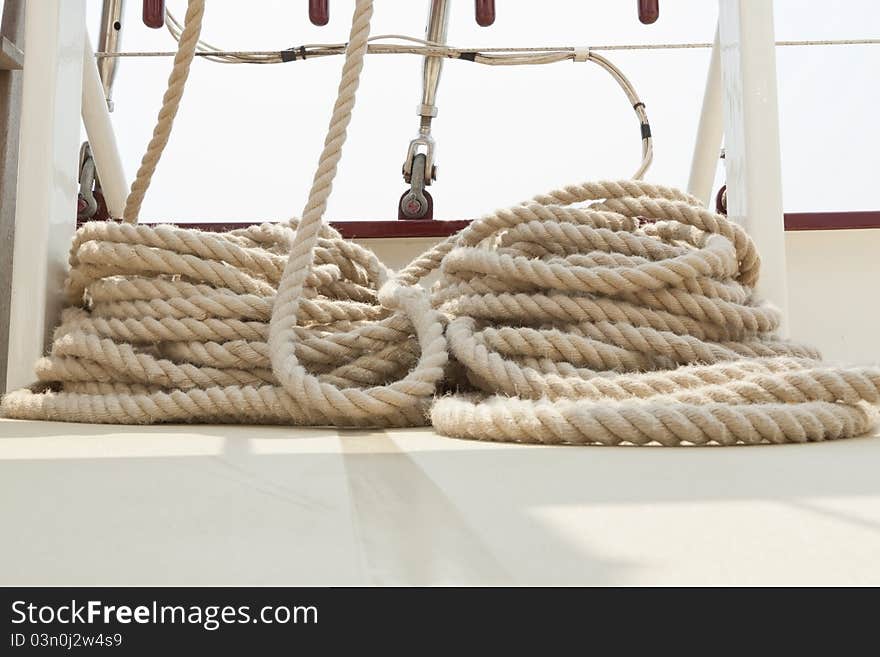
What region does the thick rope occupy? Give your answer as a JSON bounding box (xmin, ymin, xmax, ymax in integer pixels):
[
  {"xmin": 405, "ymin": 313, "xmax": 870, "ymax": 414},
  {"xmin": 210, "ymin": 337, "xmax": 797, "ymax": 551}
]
[
  {"xmin": 267, "ymin": 0, "xmax": 449, "ymax": 427},
  {"xmin": 3, "ymin": 0, "xmax": 880, "ymax": 446}
]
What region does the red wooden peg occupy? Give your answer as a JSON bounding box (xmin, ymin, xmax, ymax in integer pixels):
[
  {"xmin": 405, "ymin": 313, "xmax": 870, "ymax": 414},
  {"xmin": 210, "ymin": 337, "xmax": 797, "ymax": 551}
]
[
  {"xmin": 638, "ymin": 0, "xmax": 659, "ymax": 24},
  {"xmin": 142, "ymin": 0, "xmax": 165, "ymax": 29},
  {"xmin": 309, "ymin": 0, "xmax": 329, "ymax": 26},
  {"xmin": 475, "ymin": 0, "xmax": 495, "ymax": 27}
]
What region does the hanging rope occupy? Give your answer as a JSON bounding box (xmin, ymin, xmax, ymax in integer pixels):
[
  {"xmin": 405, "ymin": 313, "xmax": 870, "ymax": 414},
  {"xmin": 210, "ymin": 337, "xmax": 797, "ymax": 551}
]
[
  {"xmin": 4, "ymin": 0, "xmax": 880, "ymax": 445},
  {"xmin": 122, "ymin": 0, "xmax": 204, "ymax": 222}
]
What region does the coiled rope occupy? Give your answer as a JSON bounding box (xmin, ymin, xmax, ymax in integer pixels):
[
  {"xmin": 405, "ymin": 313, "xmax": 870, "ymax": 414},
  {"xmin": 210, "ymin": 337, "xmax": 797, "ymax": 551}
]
[{"xmin": 4, "ymin": 0, "xmax": 880, "ymax": 445}]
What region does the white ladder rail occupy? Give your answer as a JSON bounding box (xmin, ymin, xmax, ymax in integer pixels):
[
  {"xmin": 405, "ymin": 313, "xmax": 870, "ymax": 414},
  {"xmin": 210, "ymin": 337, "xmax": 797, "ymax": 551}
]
[
  {"xmin": 717, "ymin": 0, "xmax": 789, "ymax": 332},
  {"xmin": 82, "ymin": 37, "xmax": 128, "ymax": 220},
  {"xmin": 5, "ymin": 0, "xmax": 86, "ymax": 392},
  {"xmin": 687, "ymin": 25, "xmax": 723, "ymax": 207}
]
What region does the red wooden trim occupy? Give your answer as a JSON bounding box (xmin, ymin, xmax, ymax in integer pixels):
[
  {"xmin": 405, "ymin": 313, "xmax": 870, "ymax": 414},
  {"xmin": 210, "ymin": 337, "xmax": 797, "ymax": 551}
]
[
  {"xmin": 86, "ymin": 212, "xmax": 880, "ymax": 237},
  {"xmin": 332, "ymin": 220, "xmax": 469, "ymax": 239},
  {"xmin": 138, "ymin": 220, "xmax": 472, "ymax": 239},
  {"xmin": 784, "ymin": 211, "xmax": 880, "ymax": 231}
]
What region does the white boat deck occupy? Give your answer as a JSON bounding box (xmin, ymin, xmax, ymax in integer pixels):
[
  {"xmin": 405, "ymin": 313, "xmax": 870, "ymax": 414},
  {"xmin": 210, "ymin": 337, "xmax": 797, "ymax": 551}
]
[{"xmin": 1, "ymin": 419, "xmax": 879, "ymax": 586}]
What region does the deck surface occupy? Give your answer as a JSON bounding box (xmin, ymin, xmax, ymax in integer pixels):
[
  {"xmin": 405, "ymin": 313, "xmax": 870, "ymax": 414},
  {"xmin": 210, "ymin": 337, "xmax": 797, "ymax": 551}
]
[{"xmin": 2, "ymin": 419, "xmax": 879, "ymax": 586}]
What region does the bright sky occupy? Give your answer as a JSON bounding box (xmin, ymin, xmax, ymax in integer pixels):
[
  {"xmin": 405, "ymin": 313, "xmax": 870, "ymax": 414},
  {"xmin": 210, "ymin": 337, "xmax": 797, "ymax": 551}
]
[{"xmin": 85, "ymin": 0, "xmax": 880, "ymax": 222}]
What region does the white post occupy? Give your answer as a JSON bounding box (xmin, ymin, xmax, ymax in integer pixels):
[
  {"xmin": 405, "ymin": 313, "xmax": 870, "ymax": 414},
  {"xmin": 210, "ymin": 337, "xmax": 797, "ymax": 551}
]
[
  {"xmin": 718, "ymin": 0, "xmax": 789, "ymax": 333},
  {"xmin": 687, "ymin": 25, "xmax": 723, "ymax": 206},
  {"xmin": 6, "ymin": 1, "xmax": 86, "ymax": 391},
  {"xmin": 82, "ymin": 37, "xmax": 127, "ymax": 219}
]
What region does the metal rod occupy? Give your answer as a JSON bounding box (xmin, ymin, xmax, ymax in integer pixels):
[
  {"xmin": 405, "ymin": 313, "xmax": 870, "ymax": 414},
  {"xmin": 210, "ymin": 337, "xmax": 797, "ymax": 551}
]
[
  {"xmin": 401, "ymin": 0, "xmax": 452, "ymax": 192},
  {"xmin": 418, "ymin": 0, "xmax": 450, "ymax": 133},
  {"xmin": 97, "ymin": 0, "xmax": 125, "ymax": 110}
]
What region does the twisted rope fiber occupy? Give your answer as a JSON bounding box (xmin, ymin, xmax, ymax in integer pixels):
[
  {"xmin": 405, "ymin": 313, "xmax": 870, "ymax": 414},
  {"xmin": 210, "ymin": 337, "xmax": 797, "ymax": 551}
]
[
  {"xmin": 122, "ymin": 0, "xmax": 204, "ymax": 222},
  {"xmin": 3, "ymin": 0, "xmax": 880, "ymax": 445}
]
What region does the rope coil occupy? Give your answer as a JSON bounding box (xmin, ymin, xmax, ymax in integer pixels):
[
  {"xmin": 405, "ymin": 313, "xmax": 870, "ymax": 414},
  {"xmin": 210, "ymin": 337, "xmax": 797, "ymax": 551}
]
[{"xmin": 4, "ymin": 0, "xmax": 880, "ymax": 446}]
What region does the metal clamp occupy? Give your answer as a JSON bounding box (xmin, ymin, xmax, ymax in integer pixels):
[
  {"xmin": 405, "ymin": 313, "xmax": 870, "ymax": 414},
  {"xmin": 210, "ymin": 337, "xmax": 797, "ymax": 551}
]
[
  {"xmin": 402, "ymin": 136, "xmax": 436, "ymax": 184},
  {"xmin": 77, "ymin": 143, "xmax": 99, "ymax": 221},
  {"xmin": 399, "ymin": 153, "xmax": 433, "ymax": 220}
]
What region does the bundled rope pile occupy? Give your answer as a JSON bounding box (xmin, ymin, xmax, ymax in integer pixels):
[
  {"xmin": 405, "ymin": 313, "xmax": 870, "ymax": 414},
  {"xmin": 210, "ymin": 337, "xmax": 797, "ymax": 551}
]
[{"xmin": 4, "ymin": 0, "xmax": 880, "ymax": 445}]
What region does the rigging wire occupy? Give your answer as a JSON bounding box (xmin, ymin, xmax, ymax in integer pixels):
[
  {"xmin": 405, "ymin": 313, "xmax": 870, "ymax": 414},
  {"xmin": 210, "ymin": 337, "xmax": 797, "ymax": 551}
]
[
  {"xmin": 94, "ymin": 37, "xmax": 880, "ymax": 61},
  {"xmin": 89, "ymin": 10, "xmax": 880, "ymax": 64}
]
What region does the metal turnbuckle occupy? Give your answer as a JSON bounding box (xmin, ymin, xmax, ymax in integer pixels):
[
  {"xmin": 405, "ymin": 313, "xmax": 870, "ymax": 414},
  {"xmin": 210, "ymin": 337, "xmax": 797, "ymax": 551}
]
[
  {"xmin": 77, "ymin": 143, "xmax": 99, "ymax": 221},
  {"xmin": 398, "ymin": 0, "xmax": 448, "ymax": 219}
]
